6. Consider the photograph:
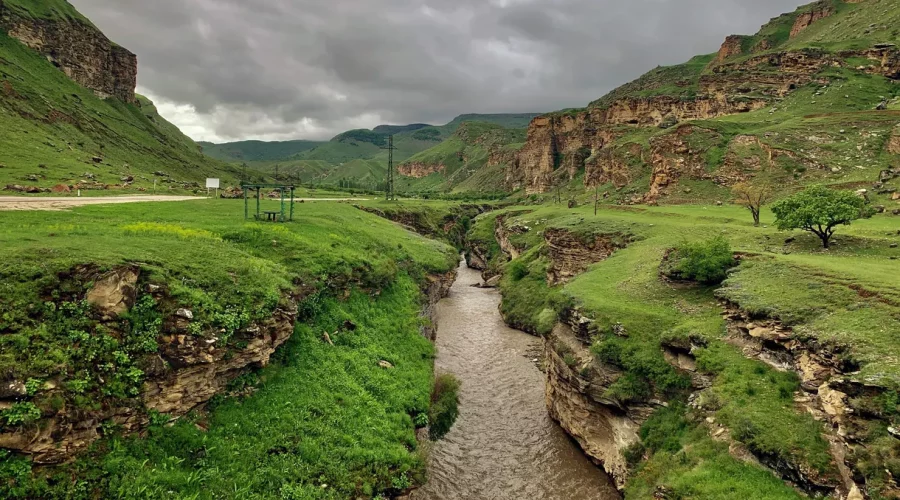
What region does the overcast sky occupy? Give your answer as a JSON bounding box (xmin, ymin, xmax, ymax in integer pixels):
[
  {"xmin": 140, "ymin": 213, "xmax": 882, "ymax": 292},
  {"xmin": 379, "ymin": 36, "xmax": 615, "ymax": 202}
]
[{"xmin": 70, "ymin": 0, "xmax": 804, "ymax": 143}]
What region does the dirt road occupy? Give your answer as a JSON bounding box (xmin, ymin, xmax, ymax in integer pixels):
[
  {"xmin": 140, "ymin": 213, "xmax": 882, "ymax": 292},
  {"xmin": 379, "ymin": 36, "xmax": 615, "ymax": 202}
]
[
  {"xmin": 0, "ymin": 195, "xmax": 202, "ymax": 211},
  {"xmin": 0, "ymin": 195, "xmax": 367, "ymax": 211}
]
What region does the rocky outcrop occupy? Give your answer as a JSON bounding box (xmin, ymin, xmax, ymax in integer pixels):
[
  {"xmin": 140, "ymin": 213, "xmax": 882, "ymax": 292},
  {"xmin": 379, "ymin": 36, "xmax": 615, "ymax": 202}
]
[
  {"xmin": 420, "ymin": 270, "xmax": 457, "ymax": 341},
  {"xmin": 514, "ymin": 97, "xmax": 766, "ymax": 195},
  {"xmin": 790, "ymin": 3, "xmax": 835, "ymax": 38},
  {"xmin": 716, "ymin": 35, "xmax": 746, "ymax": 63},
  {"xmin": 544, "ymin": 321, "xmax": 649, "ymax": 489},
  {"xmin": 718, "ymin": 304, "xmax": 897, "ymax": 499},
  {"xmin": 889, "ymin": 126, "xmax": 900, "ymax": 155},
  {"xmin": 544, "ymin": 228, "xmax": 631, "ymax": 285},
  {"xmin": 0, "ymin": 1, "xmax": 137, "ymax": 102},
  {"xmin": 398, "ymin": 161, "xmax": 445, "ymax": 178}
]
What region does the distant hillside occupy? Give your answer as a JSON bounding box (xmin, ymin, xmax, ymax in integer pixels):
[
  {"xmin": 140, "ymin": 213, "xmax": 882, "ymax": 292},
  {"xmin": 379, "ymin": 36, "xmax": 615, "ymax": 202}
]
[
  {"xmin": 199, "ymin": 140, "xmax": 324, "ymax": 162},
  {"xmin": 203, "ymin": 113, "xmax": 542, "ymax": 192},
  {"xmin": 0, "ymin": 1, "xmax": 240, "ymax": 193}
]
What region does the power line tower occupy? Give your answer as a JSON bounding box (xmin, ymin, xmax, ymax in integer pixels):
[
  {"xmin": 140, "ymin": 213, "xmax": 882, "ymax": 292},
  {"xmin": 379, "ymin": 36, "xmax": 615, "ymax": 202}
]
[{"xmin": 381, "ymin": 135, "xmax": 396, "ymax": 201}]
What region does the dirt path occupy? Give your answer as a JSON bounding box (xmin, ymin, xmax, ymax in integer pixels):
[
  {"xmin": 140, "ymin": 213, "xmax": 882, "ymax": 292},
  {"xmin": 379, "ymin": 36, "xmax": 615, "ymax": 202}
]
[
  {"xmin": 0, "ymin": 196, "xmax": 367, "ymax": 211},
  {"xmin": 0, "ymin": 195, "xmax": 202, "ymax": 211}
]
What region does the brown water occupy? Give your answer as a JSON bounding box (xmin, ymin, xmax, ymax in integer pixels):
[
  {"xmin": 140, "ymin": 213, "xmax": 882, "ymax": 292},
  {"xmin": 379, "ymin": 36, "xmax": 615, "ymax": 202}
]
[{"xmin": 412, "ymin": 262, "xmax": 620, "ymax": 500}]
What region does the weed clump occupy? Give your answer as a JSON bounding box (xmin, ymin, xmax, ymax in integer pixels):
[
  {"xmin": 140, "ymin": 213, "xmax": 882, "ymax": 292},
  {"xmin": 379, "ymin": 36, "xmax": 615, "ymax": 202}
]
[{"xmin": 429, "ymin": 374, "xmax": 461, "ymax": 441}]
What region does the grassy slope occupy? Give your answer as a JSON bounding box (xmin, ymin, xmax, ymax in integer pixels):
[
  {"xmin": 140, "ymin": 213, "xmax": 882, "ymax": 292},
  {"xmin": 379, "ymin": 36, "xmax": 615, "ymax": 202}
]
[
  {"xmin": 0, "ymin": 200, "xmax": 457, "ymax": 498},
  {"xmin": 198, "ymin": 140, "xmax": 324, "ymax": 162},
  {"xmin": 395, "ymin": 122, "xmax": 526, "ymax": 195},
  {"xmin": 0, "ymin": 31, "xmax": 240, "ymax": 192},
  {"xmin": 0, "ymin": 0, "xmax": 93, "ymax": 24},
  {"xmin": 469, "ymin": 201, "xmax": 900, "ymax": 497}
]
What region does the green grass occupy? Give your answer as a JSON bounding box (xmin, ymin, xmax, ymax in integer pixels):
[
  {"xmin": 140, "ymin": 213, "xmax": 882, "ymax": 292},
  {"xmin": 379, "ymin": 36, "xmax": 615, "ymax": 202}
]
[{"xmin": 0, "ymin": 0, "xmax": 93, "ymax": 24}]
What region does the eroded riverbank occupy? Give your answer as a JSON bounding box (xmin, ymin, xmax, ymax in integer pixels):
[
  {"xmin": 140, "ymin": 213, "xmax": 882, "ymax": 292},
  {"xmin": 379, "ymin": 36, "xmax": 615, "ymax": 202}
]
[{"xmin": 412, "ymin": 261, "xmax": 619, "ymax": 500}]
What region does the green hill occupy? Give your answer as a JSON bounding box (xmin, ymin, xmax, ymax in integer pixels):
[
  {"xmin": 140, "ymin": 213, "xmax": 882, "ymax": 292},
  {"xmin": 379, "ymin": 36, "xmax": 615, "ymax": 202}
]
[
  {"xmin": 198, "ymin": 140, "xmax": 323, "ymax": 162},
  {"xmin": 0, "ymin": 4, "xmax": 240, "ymax": 193}
]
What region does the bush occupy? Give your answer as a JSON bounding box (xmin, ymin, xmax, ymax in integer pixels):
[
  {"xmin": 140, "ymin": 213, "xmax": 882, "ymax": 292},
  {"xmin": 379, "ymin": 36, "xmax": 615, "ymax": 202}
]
[
  {"xmin": 429, "ymin": 374, "xmax": 461, "ymax": 440},
  {"xmin": 670, "ymin": 237, "xmax": 736, "ymax": 285},
  {"xmin": 507, "ymin": 260, "xmax": 528, "ymax": 282}
]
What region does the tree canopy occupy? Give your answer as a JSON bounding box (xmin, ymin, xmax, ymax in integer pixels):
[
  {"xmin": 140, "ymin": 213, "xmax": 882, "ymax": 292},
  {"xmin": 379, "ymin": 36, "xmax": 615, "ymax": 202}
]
[{"xmin": 771, "ymin": 185, "xmax": 872, "ymax": 248}]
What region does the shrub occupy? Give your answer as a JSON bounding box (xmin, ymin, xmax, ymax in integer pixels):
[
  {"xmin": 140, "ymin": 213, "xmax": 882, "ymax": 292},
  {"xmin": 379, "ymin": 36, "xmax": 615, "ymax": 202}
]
[
  {"xmin": 429, "ymin": 374, "xmax": 461, "ymax": 440},
  {"xmin": 670, "ymin": 237, "xmax": 736, "ymax": 285},
  {"xmin": 507, "ymin": 260, "xmax": 528, "ymax": 282}
]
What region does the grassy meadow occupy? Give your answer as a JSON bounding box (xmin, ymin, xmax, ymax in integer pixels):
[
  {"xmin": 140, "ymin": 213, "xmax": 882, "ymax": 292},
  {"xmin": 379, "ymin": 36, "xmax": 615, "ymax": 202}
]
[{"xmin": 0, "ymin": 199, "xmax": 458, "ymax": 498}]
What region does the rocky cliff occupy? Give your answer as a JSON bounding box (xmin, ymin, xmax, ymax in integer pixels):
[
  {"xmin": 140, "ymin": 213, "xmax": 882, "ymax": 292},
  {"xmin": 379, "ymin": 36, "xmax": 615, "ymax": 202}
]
[
  {"xmin": 0, "ymin": 0, "xmax": 137, "ymax": 102},
  {"xmin": 510, "ymin": 0, "xmax": 900, "ymax": 198}
]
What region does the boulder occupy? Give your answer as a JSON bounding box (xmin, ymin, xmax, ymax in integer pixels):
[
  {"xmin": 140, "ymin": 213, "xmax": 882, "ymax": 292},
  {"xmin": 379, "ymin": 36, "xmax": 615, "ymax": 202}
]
[
  {"xmin": 0, "ymin": 380, "xmax": 26, "ymax": 399},
  {"xmin": 485, "ymin": 275, "xmax": 502, "ymax": 288},
  {"xmin": 4, "ymin": 184, "xmax": 26, "ymax": 192},
  {"xmin": 220, "ymin": 187, "xmax": 244, "ymax": 199},
  {"xmin": 51, "ymin": 184, "xmax": 70, "ymax": 193},
  {"xmin": 121, "ymin": 175, "xmax": 134, "ymax": 183},
  {"xmin": 176, "ymin": 308, "xmax": 194, "ymax": 320},
  {"xmin": 85, "ymin": 267, "xmax": 140, "ymax": 319},
  {"xmin": 378, "ymin": 360, "xmax": 394, "ymax": 369},
  {"xmin": 892, "ymin": 192, "xmax": 900, "ymax": 201}
]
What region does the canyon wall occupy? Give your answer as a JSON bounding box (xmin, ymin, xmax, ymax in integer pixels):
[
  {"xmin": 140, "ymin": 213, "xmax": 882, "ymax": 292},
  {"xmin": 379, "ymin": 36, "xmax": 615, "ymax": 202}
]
[
  {"xmin": 0, "ymin": 263, "xmax": 455, "ymax": 464},
  {"xmin": 512, "ymin": 38, "xmax": 900, "ymax": 196},
  {"xmin": 0, "ymin": 1, "xmax": 137, "ymax": 102}
]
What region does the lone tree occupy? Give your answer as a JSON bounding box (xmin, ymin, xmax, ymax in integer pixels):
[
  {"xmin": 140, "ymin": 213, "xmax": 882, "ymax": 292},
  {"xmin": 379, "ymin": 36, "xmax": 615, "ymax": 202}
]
[
  {"xmin": 771, "ymin": 185, "xmax": 872, "ymax": 249},
  {"xmin": 732, "ymin": 180, "xmax": 774, "ymax": 226}
]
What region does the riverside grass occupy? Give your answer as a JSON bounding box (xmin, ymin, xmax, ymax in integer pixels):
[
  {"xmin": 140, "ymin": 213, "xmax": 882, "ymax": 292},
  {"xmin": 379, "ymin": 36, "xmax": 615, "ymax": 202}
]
[
  {"xmin": 467, "ymin": 201, "xmax": 900, "ymax": 498},
  {"xmin": 0, "ymin": 199, "xmax": 458, "ymax": 498}
]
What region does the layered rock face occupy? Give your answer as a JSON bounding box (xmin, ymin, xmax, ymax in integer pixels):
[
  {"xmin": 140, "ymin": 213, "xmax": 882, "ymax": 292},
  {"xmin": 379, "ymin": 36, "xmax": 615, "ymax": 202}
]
[
  {"xmin": 544, "ymin": 228, "xmax": 630, "ymax": 285},
  {"xmin": 544, "ymin": 320, "xmax": 650, "ymax": 489},
  {"xmin": 0, "ymin": 2, "xmax": 137, "ymax": 102},
  {"xmin": 513, "ymin": 96, "xmax": 767, "ymax": 195},
  {"xmin": 398, "ymin": 161, "xmax": 445, "ymax": 178},
  {"xmin": 790, "ymin": 3, "xmax": 835, "ymax": 38}
]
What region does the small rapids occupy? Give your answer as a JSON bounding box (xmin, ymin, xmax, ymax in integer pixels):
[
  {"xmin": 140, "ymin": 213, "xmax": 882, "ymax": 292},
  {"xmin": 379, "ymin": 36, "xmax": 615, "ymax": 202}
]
[{"xmin": 411, "ymin": 261, "xmax": 620, "ymax": 500}]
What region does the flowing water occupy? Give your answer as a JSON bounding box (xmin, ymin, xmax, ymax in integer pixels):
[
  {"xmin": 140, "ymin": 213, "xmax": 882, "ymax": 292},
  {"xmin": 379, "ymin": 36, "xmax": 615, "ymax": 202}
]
[{"xmin": 411, "ymin": 261, "xmax": 620, "ymax": 500}]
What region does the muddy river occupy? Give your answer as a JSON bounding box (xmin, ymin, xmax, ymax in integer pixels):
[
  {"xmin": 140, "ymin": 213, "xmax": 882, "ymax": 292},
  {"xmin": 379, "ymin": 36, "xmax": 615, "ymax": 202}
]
[{"xmin": 411, "ymin": 261, "xmax": 620, "ymax": 500}]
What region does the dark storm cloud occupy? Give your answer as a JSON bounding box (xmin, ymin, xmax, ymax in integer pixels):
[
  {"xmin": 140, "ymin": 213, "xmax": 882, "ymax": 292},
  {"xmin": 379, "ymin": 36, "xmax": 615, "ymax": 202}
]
[{"xmin": 70, "ymin": 0, "xmax": 806, "ymax": 141}]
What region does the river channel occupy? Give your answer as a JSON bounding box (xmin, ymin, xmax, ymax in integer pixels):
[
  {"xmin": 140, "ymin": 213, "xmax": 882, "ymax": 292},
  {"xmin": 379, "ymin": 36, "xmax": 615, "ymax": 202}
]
[{"xmin": 411, "ymin": 261, "xmax": 620, "ymax": 500}]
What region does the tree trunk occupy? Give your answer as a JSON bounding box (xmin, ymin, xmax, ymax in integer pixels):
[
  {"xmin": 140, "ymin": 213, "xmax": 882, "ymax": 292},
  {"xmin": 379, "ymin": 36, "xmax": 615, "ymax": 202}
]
[{"xmin": 752, "ymin": 208, "xmax": 760, "ymax": 226}]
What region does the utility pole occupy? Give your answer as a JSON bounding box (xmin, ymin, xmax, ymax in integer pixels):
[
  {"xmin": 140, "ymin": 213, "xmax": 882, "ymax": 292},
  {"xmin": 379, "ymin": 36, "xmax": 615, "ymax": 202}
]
[
  {"xmin": 381, "ymin": 135, "xmax": 396, "ymax": 201},
  {"xmin": 274, "ymin": 164, "xmax": 279, "ymax": 181}
]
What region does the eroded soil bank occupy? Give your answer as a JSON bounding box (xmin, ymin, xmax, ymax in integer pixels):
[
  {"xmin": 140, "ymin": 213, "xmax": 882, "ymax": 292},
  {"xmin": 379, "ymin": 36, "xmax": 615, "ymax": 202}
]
[{"xmin": 411, "ymin": 261, "xmax": 619, "ymax": 500}]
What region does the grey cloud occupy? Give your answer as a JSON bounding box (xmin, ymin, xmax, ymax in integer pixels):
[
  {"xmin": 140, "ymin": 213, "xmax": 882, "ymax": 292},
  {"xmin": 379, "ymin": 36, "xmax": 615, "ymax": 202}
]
[{"xmin": 71, "ymin": 0, "xmax": 807, "ymax": 141}]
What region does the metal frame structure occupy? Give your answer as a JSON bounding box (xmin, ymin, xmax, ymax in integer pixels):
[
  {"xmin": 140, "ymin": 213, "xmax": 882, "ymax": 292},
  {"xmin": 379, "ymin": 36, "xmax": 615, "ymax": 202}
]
[
  {"xmin": 381, "ymin": 135, "xmax": 396, "ymax": 201},
  {"xmin": 241, "ymin": 183, "xmax": 296, "ymax": 222}
]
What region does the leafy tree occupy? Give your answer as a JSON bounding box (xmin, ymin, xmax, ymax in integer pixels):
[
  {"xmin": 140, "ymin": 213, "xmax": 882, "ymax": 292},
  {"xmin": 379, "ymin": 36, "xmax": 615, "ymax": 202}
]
[
  {"xmin": 771, "ymin": 185, "xmax": 872, "ymax": 249},
  {"xmin": 732, "ymin": 180, "xmax": 774, "ymax": 226}
]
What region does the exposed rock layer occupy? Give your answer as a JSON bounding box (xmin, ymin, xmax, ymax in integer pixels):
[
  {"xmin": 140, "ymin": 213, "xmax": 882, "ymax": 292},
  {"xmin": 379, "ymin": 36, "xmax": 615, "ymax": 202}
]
[
  {"xmin": 544, "ymin": 228, "xmax": 630, "ymax": 285},
  {"xmin": 0, "ymin": 1, "xmax": 137, "ymax": 103},
  {"xmin": 398, "ymin": 161, "xmax": 444, "ymax": 178}
]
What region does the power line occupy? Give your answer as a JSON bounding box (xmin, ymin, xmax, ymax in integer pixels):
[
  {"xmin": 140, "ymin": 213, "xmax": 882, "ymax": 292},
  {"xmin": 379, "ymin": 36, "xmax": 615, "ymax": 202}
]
[{"xmin": 381, "ymin": 135, "xmax": 396, "ymax": 201}]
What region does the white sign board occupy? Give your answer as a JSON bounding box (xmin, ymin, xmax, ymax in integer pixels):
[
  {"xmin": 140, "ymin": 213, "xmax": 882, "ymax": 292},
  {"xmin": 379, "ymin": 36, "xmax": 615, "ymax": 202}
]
[{"xmin": 206, "ymin": 178, "xmax": 220, "ymax": 189}]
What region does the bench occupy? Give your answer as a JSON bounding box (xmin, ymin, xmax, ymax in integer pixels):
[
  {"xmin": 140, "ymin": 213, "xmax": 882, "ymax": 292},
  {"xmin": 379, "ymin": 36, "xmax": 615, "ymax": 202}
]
[{"xmin": 263, "ymin": 210, "xmax": 280, "ymax": 222}]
